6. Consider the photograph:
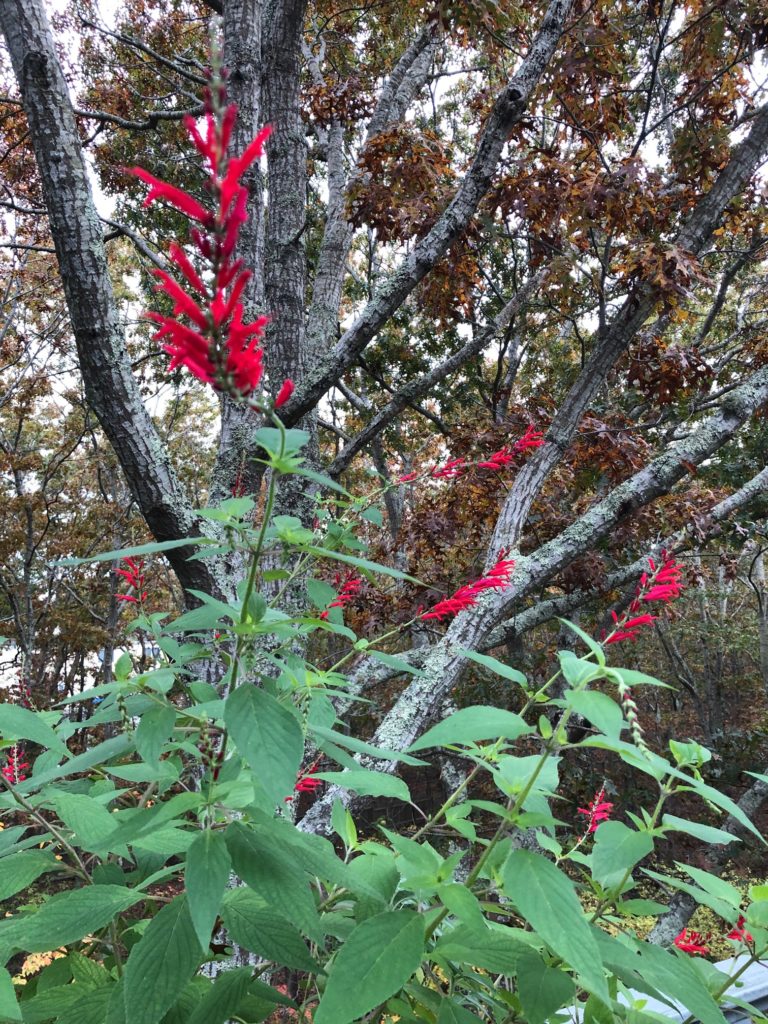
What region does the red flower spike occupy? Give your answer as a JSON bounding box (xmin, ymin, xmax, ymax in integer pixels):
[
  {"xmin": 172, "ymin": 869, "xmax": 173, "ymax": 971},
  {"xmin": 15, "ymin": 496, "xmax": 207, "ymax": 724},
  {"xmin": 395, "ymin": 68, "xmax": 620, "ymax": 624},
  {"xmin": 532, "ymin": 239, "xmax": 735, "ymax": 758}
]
[
  {"xmin": 398, "ymin": 471, "xmax": 419, "ymax": 483},
  {"xmin": 319, "ymin": 575, "xmax": 362, "ymax": 620},
  {"xmin": 128, "ymin": 167, "xmax": 213, "ymax": 225},
  {"xmin": 134, "ymin": 91, "xmax": 273, "ymax": 401},
  {"xmin": 727, "ymin": 916, "xmax": 753, "ymax": 943},
  {"xmin": 674, "ymin": 928, "xmax": 710, "ymax": 956},
  {"xmin": 275, "ymin": 378, "xmax": 295, "ymax": 408},
  {"xmin": 577, "ymin": 787, "xmax": 614, "ymax": 833},
  {"xmin": 477, "ymin": 426, "xmax": 544, "ymax": 471},
  {"xmin": 431, "ymin": 458, "xmax": 466, "ymax": 480},
  {"xmin": 422, "ymin": 555, "xmax": 515, "ymax": 621}
]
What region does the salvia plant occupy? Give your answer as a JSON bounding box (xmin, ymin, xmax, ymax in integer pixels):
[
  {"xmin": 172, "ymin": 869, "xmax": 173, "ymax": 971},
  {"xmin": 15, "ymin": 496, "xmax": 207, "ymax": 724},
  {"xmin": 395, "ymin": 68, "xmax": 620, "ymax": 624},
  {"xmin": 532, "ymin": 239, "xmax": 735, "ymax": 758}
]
[{"xmin": 1, "ymin": 61, "xmax": 767, "ymax": 1024}]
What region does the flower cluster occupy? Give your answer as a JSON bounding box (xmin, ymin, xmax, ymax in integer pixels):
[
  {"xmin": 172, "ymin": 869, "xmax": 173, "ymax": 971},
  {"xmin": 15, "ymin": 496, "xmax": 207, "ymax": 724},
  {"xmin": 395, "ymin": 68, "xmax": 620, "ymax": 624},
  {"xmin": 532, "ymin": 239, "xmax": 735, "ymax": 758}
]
[
  {"xmin": 576, "ymin": 787, "xmax": 614, "ymax": 833},
  {"xmin": 406, "ymin": 426, "xmax": 544, "ymax": 485},
  {"xmin": 115, "ymin": 557, "xmax": 148, "ymax": 605},
  {"xmin": 319, "ymin": 575, "xmax": 362, "ymax": 620},
  {"xmin": 2, "ymin": 745, "xmax": 29, "ymax": 785},
  {"xmin": 674, "ymin": 928, "xmax": 710, "ymax": 956},
  {"xmin": 727, "ymin": 915, "xmax": 753, "ymax": 944},
  {"xmin": 674, "ymin": 914, "xmax": 754, "ymax": 957},
  {"xmin": 422, "ymin": 553, "xmax": 515, "ymax": 621},
  {"xmin": 285, "ymin": 761, "xmax": 323, "ymax": 802},
  {"xmin": 131, "ymin": 75, "xmax": 291, "ymax": 406},
  {"xmin": 476, "ymin": 425, "xmax": 545, "ymax": 470},
  {"xmin": 605, "ymin": 552, "xmax": 685, "ymax": 645}
]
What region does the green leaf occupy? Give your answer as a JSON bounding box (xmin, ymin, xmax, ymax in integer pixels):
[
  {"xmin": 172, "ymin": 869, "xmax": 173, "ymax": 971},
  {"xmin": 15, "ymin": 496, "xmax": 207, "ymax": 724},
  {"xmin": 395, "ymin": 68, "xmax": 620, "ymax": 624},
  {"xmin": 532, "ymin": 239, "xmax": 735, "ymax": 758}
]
[
  {"xmin": 502, "ymin": 850, "xmax": 607, "ymax": 1001},
  {"xmin": 26, "ymin": 735, "xmax": 134, "ymax": 790},
  {"xmin": 310, "ymin": 725, "xmax": 427, "ymax": 766},
  {"xmin": 557, "ymin": 619, "xmax": 605, "ymax": 663},
  {"xmin": 631, "ymin": 939, "xmax": 727, "ymax": 1024},
  {"xmin": 408, "ymin": 706, "xmax": 532, "ymax": 751},
  {"xmin": 50, "ymin": 792, "xmax": 119, "ymax": 852},
  {"xmin": 433, "ymin": 923, "xmax": 527, "ymax": 974},
  {"xmin": 679, "ymin": 778, "xmax": 763, "ymax": 841},
  {"xmin": 187, "ymin": 967, "xmax": 251, "ymax": 1024},
  {"xmin": 225, "ymin": 823, "xmax": 320, "ymax": 935},
  {"xmin": 300, "ymin": 544, "xmax": 424, "ymax": 584},
  {"xmin": 436, "ymin": 998, "xmax": 483, "ymax": 1023},
  {"xmin": 367, "ymin": 649, "xmax": 425, "ymax": 677},
  {"xmin": 314, "ymin": 910, "xmax": 424, "ymax": 1024},
  {"xmin": 221, "ymin": 889, "xmax": 319, "ymax": 971},
  {"xmin": 8, "ymin": 885, "xmax": 141, "ymax": 951},
  {"xmin": 254, "ymin": 426, "xmax": 310, "ymax": 457},
  {"xmin": 605, "ymin": 666, "xmax": 670, "ymax": 688},
  {"xmin": 224, "ymin": 686, "xmax": 303, "ymax": 805},
  {"xmin": 306, "ymin": 578, "xmax": 337, "ymax": 610},
  {"xmin": 437, "ymin": 883, "xmax": 485, "ymax": 931},
  {"xmin": 56, "ymin": 537, "xmax": 212, "ymax": 567},
  {"xmin": 516, "ymin": 949, "xmax": 575, "ymax": 1024},
  {"xmin": 641, "ymin": 868, "xmax": 735, "ymax": 920},
  {"xmin": 0, "ymin": 966, "xmax": 20, "ymax": 1022},
  {"xmin": 293, "ymin": 465, "xmax": 351, "ymax": 495},
  {"xmin": 559, "ymin": 652, "xmax": 603, "ymax": 688},
  {"xmin": 57, "ymin": 986, "xmax": 113, "ymax": 1024},
  {"xmin": 460, "ymin": 650, "xmax": 527, "ymax": 685},
  {"xmin": 135, "ymin": 704, "xmax": 177, "ymax": 766},
  {"xmin": 678, "ymin": 863, "xmax": 742, "ymax": 908},
  {"xmin": 0, "ymin": 704, "xmax": 66, "ymax": 753},
  {"xmin": 123, "ymin": 895, "xmax": 202, "ymax": 1024},
  {"xmin": 0, "ymin": 850, "xmax": 57, "ymax": 902},
  {"xmin": 185, "ymin": 830, "xmax": 231, "ymax": 950},
  {"xmin": 661, "ymin": 813, "xmax": 737, "ymax": 845},
  {"xmin": 564, "ymin": 690, "xmax": 624, "ymax": 739},
  {"xmin": 592, "ymin": 821, "xmax": 653, "ymax": 889},
  {"xmin": 314, "ymin": 770, "xmax": 411, "ymax": 803},
  {"xmin": 170, "ymin": 597, "xmax": 236, "ymax": 633}
]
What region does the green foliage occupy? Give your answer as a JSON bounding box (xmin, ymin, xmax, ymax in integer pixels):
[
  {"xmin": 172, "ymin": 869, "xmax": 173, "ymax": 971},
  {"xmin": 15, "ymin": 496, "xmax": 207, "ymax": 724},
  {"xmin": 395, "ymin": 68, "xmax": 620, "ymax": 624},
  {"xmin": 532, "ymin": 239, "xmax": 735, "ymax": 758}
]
[{"xmin": 0, "ymin": 423, "xmax": 765, "ymax": 1024}]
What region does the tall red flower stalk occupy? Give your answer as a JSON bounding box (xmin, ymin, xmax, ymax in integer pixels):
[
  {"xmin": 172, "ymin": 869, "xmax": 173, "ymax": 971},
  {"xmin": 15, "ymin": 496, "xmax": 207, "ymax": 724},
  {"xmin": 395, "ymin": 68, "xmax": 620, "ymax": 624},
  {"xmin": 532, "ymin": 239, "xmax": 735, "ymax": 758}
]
[
  {"xmin": 130, "ymin": 69, "xmax": 291, "ymax": 406},
  {"xmin": 674, "ymin": 928, "xmax": 710, "ymax": 956},
  {"xmin": 422, "ymin": 553, "xmax": 515, "ymax": 621},
  {"xmin": 115, "ymin": 556, "xmax": 148, "ymax": 606},
  {"xmin": 476, "ymin": 425, "xmax": 545, "ymax": 470},
  {"xmin": 319, "ymin": 575, "xmax": 362, "ymax": 620},
  {"xmin": 604, "ymin": 551, "xmax": 686, "ymax": 754},
  {"xmin": 577, "ymin": 785, "xmax": 614, "ymax": 834},
  {"xmin": 2, "ymin": 744, "xmax": 29, "ymax": 785}
]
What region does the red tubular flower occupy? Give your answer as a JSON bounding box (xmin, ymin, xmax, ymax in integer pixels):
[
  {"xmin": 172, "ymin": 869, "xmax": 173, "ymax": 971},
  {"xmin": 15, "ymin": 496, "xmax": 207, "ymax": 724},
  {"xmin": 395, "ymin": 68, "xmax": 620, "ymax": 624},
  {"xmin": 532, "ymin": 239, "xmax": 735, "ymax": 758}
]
[
  {"xmin": 398, "ymin": 471, "xmax": 419, "ymax": 483},
  {"xmin": 274, "ymin": 378, "xmax": 295, "ymax": 408},
  {"xmin": 605, "ymin": 551, "xmax": 685, "ymax": 647},
  {"xmin": 577, "ymin": 787, "xmax": 614, "ymax": 833},
  {"xmin": 131, "ymin": 89, "xmax": 273, "ymax": 401},
  {"xmin": 285, "ymin": 761, "xmax": 324, "ymax": 801},
  {"xmin": 422, "ymin": 554, "xmax": 515, "ymax": 621},
  {"xmin": 477, "ymin": 425, "xmax": 544, "ymax": 471},
  {"xmin": 2, "ymin": 744, "xmax": 29, "ymax": 784},
  {"xmin": 674, "ymin": 928, "xmax": 710, "ymax": 956},
  {"xmin": 116, "ymin": 558, "xmax": 147, "ymax": 606},
  {"xmin": 431, "ymin": 458, "xmax": 466, "ymax": 480},
  {"xmin": 727, "ymin": 915, "xmax": 753, "ymax": 943},
  {"xmin": 319, "ymin": 575, "xmax": 362, "ymax": 620}
]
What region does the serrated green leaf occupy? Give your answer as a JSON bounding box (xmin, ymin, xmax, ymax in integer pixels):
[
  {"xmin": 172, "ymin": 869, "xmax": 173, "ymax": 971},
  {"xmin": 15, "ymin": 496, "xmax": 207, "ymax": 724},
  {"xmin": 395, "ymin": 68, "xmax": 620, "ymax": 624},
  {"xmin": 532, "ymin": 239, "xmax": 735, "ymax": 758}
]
[
  {"xmin": 8, "ymin": 885, "xmax": 141, "ymax": 952},
  {"xmin": 221, "ymin": 888, "xmax": 319, "ymax": 971},
  {"xmin": 502, "ymin": 850, "xmax": 607, "ymax": 1000},
  {"xmin": 557, "ymin": 618, "xmax": 605, "ymax": 663},
  {"xmin": 564, "ymin": 689, "xmax": 624, "ymax": 739},
  {"xmin": 50, "ymin": 792, "xmax": 118, "ymax": 852},
  {"xmin": 300, "ymin": 545, "xmax": 424, "ymax": 584},
  {"xmin": 57, "ymin": 985, "xmax": 113, "ymax": 1024},
  {"xmin": 124, "ymin": 895, "xmax": 202, "ymax": 1024},
  {"xmin": 135, "ymin": 704, "xmax": 177, "ymax": 766},
  {"xmin": 314, "ymin": 910, "xmax": 424, "ymax": 1024},
  {"xmin": 56, "ymin": 537, "xmax": 213, "ymax": 567},
  {"xmin": 314, "ymin": 770, "xmax": 411, "ymax": 803},
  {"xmin": 0, "ymin": 704, "xmax": 65, "ymax": 754},
  {"xmin": 460, "ymin": 650, "xmax": 527, "ymax": 685},
  {"xmin": 185, "ymin": 830, "xmax": 231, "ymax": 950},
  {"xmin": 433, "ymin": 923, "xmax": 527, "ymax": 974},
  {"xmin": 367, "ymin": 648, "xmax": 425, "ymax": 677},
  {"xmin": 187, "ymin": 967, "xmax": 251, "ymax": 1024},
  {"xmin": 516, "ymin": 949, "xmax": 575, "ymax": 1024},
  {"xmin": 408, "ymin": 706, "xmax": 532, "ymax": 752},
  {"xmin": 592, "ymin": 821, "xmax": 653, "ymax": 889},
  {"xmin": 436, "ymin": 998, "xmax": 483, "ymax": 1023},
  {"xmin": 310, "ymin": 725, "xmax": 427, "ymax": 766},
  {"xmin": 224, "ymin": 687, "xmax": 303, "ymax": 805},
  {"xmin": 0, "ymin": 850, "xmax": 57, "ymax": 902},
  {"xmin": 0, "ymin": 966, "xmax": 20, "ymax": 1021},
  {"xmin": 661, "ymin": 814, "xmax": 737, "ymax": 846},
  {"xmin": 225, "ymin": 823, "xmax": 320, "ymax": 935}
]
